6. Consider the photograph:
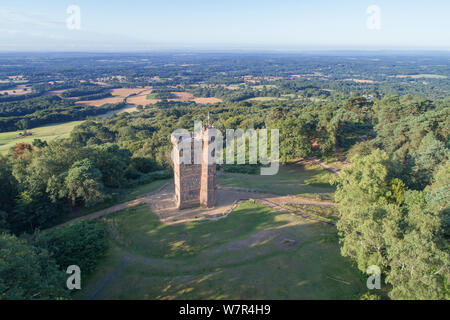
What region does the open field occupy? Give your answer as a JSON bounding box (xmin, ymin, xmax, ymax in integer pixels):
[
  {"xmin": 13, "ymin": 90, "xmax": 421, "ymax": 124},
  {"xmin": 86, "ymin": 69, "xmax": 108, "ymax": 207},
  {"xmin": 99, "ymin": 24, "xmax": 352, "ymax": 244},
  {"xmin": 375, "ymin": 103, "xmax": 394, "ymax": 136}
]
[
  {"xmin": 246, "ymin": 96, "xmax": 289, "ymax": 102},
  {"xmin": 218, "ymin": 162, "xmax": 335, "ymax": 196},
  {"xmin": 0, "ymin": 79, "xmax": 28, "ymax": 84},
  {"xmin": 0, "ymin": 84, "xmax": 31, "ymax": 96},
  {"xmin": 343, "ymin": 78, "xmax": 375, "ymax": 83},
  {"xmin": 169, "ymin": 91, "xmax": 222, "ymax": 104},
  {"xmin": 75, "ymin": 202, "xmax": 366, "ymax": 300},
  {"xmin": 0, "ymin": 121, "xmax": 83, "ymax": 155},
  {"xmin": 126, "ymin": 88, "xmax": 155, "ymax": 105},
  {"xmin": 127, "ymin": 90, "xmax": 222, "ymax": 105},
  {"xmin": 77, "ymin": 87, "xmax": 152, "ymax": 107},
  {"xmin": 76, "ymin": 96, "xmax": 124, "ymax": 106},
  {"xmin": 390, "ymin": 74, "xmax": 447, "ymax": 79},
  {"xmin": 190, "ymin": 96, "xmax": 223, "ymax": 104}
]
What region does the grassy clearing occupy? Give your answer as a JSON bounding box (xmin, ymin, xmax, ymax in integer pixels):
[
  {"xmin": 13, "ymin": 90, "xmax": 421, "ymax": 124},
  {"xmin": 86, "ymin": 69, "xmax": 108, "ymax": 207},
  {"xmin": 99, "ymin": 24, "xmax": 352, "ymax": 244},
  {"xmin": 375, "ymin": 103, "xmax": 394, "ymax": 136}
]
[
  {"xmin": 0, "ymin": 121, "xmax": 83, "ymax": 155},
  {"xmin": 295, "ymin": 193, "xmax": 335, "ymax": 202},
  {"xmin": 0, "ymin": 79, "xmax": 28, "ymax": 83},
  {"xmin": 76, "ymin": 202, "xmax": 366, "ymax": 300},
  {"xmin": 217, "ymin": 163, "xmax": 335, "ymax": 195},
  {"xmin": 285, "ymin": 203, "xmax": 339, "ymax": 224}
]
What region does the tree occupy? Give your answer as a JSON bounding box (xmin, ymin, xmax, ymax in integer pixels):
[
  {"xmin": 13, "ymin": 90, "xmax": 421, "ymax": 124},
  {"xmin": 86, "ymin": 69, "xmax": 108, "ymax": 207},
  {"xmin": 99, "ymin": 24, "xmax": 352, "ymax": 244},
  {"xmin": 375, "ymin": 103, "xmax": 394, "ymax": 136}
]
[
  {"xmin": 87, "ymin": 144, "xmax": 132, "ymax": 188},
  {"xmin": 32, "ymin": 138, "xmax": 48, "ymax": 148},
  {"xmin": 16, "ymin": 118, "xmax": 30, "ymax": 130},
  {"xmin": 333, "ymin": 150, "xmax": 400, "ymax": 271},
  {"xmin": 334, "ymin": 150, "xmax": 449, "ymax": 299},
  {"xmin": 10, "ymin": 142, "xmax": 33, "ymax": 158},
  {"xmin": 33, "ymin": 220, "xmax": 109, "ymax": 276},
  {"xmin": 277, "ymin": 117, "xmax": 312, "ymax": 162},
  {"xmin": 48, "ymin": 159, "xmax": 105, "ymax": 207},
  {"xmin": 0, "ymin": 156, "xmax": 17, "ymax": 213},
  {"xmin": 385, "ymin": 191, "xmax": 449, "ymax": 300},
  {"xmin": 0, "ymin": 233, "xmax": 69, "ymax": 299}
]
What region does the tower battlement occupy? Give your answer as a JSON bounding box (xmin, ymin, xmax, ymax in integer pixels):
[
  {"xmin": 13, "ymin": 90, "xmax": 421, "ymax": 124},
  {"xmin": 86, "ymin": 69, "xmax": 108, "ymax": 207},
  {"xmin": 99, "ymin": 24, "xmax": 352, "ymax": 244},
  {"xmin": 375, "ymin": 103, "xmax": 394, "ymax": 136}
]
[{"xmin": 171, "ymin": 126, "xmax": 217, "ymax": 209}]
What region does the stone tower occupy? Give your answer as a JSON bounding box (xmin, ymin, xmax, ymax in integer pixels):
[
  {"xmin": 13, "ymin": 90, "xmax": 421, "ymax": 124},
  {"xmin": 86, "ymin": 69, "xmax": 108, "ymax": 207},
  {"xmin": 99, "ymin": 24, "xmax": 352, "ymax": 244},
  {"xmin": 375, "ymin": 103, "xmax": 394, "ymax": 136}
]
[
  {"xmin": 171, "ymin": 126, "xmax": 217, "ymax": 209},
  {"xmin": 200, "ymin": 127, "xmax": 217, "ymax": 207}
]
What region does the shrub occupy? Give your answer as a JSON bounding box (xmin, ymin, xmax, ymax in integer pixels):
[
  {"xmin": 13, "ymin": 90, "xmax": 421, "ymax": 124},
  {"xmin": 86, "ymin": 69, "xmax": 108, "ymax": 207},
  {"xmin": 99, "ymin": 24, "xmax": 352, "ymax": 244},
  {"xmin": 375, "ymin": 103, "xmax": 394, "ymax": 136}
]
[
  {"xmin": 33, "ymin": 220, "xmax": 109, "ymax": 275},
  {"xmin": 0, "ymin": 233, "xmax": 69, "ymax": 299}
]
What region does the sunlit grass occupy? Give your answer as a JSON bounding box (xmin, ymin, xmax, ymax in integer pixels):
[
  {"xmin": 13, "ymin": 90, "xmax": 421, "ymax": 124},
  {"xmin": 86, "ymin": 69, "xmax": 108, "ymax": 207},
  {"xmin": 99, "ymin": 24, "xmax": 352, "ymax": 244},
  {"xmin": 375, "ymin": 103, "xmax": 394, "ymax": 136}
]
[
  {"xmin": 76, "ymin": 202, "xmax": 366, "ymax": 300},
  {"xmin": 0, "ymin": 121, "xmax": 83, "ymax": 155}
]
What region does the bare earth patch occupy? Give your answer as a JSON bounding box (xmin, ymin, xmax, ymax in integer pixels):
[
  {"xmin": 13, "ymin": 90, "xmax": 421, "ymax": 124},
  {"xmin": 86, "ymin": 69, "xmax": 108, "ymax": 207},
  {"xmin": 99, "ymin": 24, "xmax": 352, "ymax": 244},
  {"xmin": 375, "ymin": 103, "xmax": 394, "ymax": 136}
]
[
  {"xmin": 169, "ymin": 92, "xmax": 222, "ymax": 104},
  {"xmin": 76, "ymin": 96, "xmax": 125, "ymax": 107},
  {"xmin": 76, "ymin": 86, "xmax": 152, "ymax": 107},
  {"xmin": 126, "ymin": 88, "xmax": 155, "ymax": 105}
]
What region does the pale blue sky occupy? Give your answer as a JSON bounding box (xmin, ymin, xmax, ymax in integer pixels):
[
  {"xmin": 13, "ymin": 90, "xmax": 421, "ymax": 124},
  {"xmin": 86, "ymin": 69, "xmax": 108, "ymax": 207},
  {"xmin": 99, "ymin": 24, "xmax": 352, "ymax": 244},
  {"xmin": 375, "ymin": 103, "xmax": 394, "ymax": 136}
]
[{"xmin": 1, "ymin": 0, "xmax": 449, "ymax": 51}]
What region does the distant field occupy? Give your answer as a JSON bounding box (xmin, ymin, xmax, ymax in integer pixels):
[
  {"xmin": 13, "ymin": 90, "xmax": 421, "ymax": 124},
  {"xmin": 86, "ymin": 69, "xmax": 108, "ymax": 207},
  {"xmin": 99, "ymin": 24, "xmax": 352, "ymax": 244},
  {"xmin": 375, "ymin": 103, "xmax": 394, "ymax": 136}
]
[
  {"xmin": 247, "ymin": 96, "xmax": 289, "ymax": 102},
  {"xmin": 76, "ymin": 202, "xmax": 366, "ymax": 299},
  {"xmin": 126, "ymin": 88, "xmax": 154, "ymax": 105},
  {"xmin": 77, "ymin": 87, "xmax": 152, "ymax": 107},
  {"xmin": 0, "ymin": 79, "xmax": 28, "ymax": 84},
  {"xmin": 0, "ymin": 84, "xmax": 31, "ymax": 96},
  {"xmin": 0, "ymin": 121, "xmax": 82, "ymax": 155},
  {"xmin": 343, "ymin": 78, "xmax": 375, "ymax": 83},
  {"xmin": 391, "ymin": 74, "xmax": 447, "ymax": 79}
]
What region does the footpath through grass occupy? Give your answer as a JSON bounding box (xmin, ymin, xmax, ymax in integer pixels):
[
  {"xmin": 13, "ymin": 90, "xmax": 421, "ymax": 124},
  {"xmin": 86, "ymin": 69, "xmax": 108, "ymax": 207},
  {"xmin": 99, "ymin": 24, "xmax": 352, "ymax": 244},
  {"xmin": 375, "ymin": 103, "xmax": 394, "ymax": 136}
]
[
  {"xmin": 63, "ymin": 178, "xmax": 171, "ymax": 223},
  {"xmin": 76, "ymin": 202, "xmax": 366, "ymax": 300},
  {"xmin": 218, "ymin": 162, "xmax": 335, "ymax": 196}
]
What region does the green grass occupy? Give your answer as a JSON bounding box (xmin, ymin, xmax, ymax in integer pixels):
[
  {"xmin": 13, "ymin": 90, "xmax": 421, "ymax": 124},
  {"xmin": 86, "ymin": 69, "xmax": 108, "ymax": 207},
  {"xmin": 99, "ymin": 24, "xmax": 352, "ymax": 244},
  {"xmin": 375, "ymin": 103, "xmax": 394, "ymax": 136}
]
[
  {"xmin": 0, "ymin": 121, "xmax": 83, "ymax": 155},
  {"xmin": 66, "ymin": 178, "xmax": 171, "ymax": 220},
  {"xmin": 285, "ymin": 203, "xmax": 339, "ymax": 224},
  {"xmin": 295, "ymin": 193, "xmax": 335, "ymax": 202},
  {"xmin": 0, "ymin": 80, "xmax": 28, "ymax": 83},
  {"xmin": 75, "ymin": 202, "xmax": 366, "ymax": 300},
  {"xmin": 218, "ymin": 163, "xmax": 335, "ymax": 195},
  {"xmin": 146, "ymin": 93, "xmax": 157, "ymax": 99}
]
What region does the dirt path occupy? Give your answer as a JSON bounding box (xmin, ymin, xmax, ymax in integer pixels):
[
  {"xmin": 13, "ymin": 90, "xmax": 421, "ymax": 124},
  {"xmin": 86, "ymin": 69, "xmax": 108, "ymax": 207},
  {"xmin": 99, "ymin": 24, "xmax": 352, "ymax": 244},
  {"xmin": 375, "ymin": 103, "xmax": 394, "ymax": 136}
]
[
  {"xmin": 49, "ymin": 183, "xmax": 335, "ymax": 230},
  {"xmin": 308, "ymin": 157, "xmax": 340, "ymax": 175},
  {"xmin": 86, "ymin": 253, "xmax": 132, "ymax": 300},
  {"xmin": 52, "ymin": 182, "xmax": 171, "ymax": 229},
  {"xmin": 255, "ymin": 198, "xmax": 335, "ymax": 226}
]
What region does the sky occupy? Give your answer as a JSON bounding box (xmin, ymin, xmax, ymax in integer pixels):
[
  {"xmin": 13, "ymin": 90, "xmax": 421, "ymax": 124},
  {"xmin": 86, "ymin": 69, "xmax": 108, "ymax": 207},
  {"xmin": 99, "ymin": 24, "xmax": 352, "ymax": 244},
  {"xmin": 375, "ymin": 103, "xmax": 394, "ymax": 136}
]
[{"xmin": 1, "ymin": 0, "xmax": 449, "ymax": 51}]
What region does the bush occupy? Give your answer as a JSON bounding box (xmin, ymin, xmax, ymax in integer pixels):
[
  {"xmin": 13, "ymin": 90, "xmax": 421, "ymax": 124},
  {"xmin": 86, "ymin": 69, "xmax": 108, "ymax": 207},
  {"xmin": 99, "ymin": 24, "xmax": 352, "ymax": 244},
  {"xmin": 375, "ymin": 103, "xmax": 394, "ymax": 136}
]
[
  {"xmin": 33, "ymin": 220, "xmax": 109, "ymax": 275},
  {"xmin": 359, "ymin": 292, "xmax": 382, "ymax": 300},
  {"xmin": 131, "ymin": 157, "xmax": 160, "ymax": 173},
  {"xmin": 347, "ymin": 140, "xmax": 377, "ymax": 161},
  {"xmin": 0, "ymin": 233, "xmax": 69, "ymax": 299},
  {"xmin": 223, "ymin": 164, "xmax": 260, "ymax": 174},
  {"xmin": 124, "ymin": 170, "xmax": 172, "ymax": 187}
]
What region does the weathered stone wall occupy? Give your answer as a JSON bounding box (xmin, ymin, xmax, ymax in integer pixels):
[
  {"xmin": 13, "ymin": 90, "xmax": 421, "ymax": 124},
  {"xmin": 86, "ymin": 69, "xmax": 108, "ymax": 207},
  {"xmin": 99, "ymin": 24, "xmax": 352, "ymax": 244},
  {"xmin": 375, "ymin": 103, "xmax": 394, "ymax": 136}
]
[
  {"xmin": 172, "ymin": 127, "xmax": 217, "ymax": 209},
  {"xmin": 200, "ymin": 129, "xmax": 217, "ymax": 207}
]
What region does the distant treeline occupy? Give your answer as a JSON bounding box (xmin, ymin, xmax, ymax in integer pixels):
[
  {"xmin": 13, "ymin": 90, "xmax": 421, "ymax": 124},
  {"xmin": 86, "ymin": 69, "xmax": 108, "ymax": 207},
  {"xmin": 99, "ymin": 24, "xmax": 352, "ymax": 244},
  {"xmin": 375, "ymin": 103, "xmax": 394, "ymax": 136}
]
[
  {"xmin": 0, "ymin": 98, "xmax": 126, "ymax": 132},
  {"xmin": 61, "ymin": 86, "xmax": 108, "ymax": 98}
]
